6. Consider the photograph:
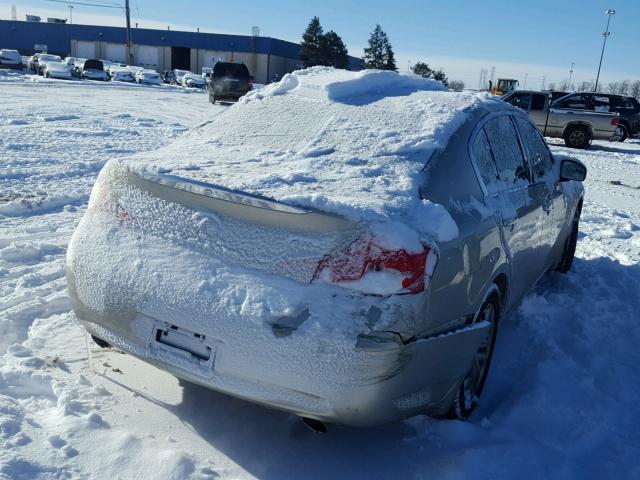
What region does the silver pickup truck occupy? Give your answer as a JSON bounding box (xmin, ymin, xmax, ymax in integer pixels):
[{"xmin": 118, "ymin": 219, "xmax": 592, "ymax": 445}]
[{"xmin": 502, "ymin": 90, "xmax": 620, "ymax": 148}]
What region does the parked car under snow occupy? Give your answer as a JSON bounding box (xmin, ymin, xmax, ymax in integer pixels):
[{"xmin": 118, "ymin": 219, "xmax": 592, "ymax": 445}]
[
  {"xmin": 43, "ymin": 61, "xmax": 72, "ymax": 80},
  {"xmin": 135, "ymin": 69, "xmax": 161, "ymax": 85},
  {"xmin": 67, "ymin": 68, "xmax": 587, "ymax": 427}
]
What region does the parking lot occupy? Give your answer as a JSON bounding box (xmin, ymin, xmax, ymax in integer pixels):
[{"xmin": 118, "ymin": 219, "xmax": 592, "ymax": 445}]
[{"xmin": 1, "ymin": 77, "xmax": 639, "ymax": 479}]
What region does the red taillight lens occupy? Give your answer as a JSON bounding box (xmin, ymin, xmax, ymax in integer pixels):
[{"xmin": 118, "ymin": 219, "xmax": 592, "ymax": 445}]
[
  {"xmin": 611, "ymin": 117, "xmax": 620, "ymax": 126},
  {"xmin": 248, "ymin": 80, "xmax": 253, "ymax": 91},
  {"xmin": 314, "ymin": 236, "xmax": 438, "ymax": 295}
]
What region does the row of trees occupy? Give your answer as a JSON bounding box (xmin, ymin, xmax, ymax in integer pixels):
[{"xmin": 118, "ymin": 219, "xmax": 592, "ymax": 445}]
[
  {"xmin": 300, "ymin": 18, "xmax": 464, "ymax": 89},
  {"xmin": 546, "ymin": 79, "xmax": 640, "ymax": 99}
]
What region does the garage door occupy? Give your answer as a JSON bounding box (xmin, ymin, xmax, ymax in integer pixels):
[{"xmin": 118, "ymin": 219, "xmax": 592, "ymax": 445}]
[
  {"xmin": 104, "ymin": 43, "xmax": 126, "ymax": 63},
  {"xmin": 137, "ymin": 45, "xmax": 159, "ymax": 68},
  {"xmin": 76, "ymin": 41, "xmax": 95, "ymax": 59}
]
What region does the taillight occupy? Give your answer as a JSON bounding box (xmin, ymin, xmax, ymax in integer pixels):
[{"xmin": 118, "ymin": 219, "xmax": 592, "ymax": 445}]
[
  {"xmin": 248, "ymin": 80, "xmax": 253, "ymax": 91},
  {"xmin": 611, "ymin": 117, "xmax": 620, "ymax": 126},
  {"xmin": 88, "ymin": 176, "xmax": 130, "ymax": 224},
  {"xmin": 314, "ymin": 236, "xmax": 438, "ymax": 295}
]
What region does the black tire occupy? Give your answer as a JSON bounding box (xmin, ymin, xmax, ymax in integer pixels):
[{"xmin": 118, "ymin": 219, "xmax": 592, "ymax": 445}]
[
  {"xmin": 209, "ymin": 92, "xmax": 217, "ymax": 104},
  {"xmin": 564, "ymin": 125, "xmax": 591, "ymax": 149},
  {"xmin": 557, "ymin": 203, "xmax": 582, "ymax": 273},
  {"xmin": 91, "ymin": 335, "xmax": 111, "ymax": 348},
  {"xmin": 449, "ymin": 292, "xmax": 500, "ymax": 420},
  {"xmin": 616, "ymin": 124, "xmax": 629, "ymax": 142}
]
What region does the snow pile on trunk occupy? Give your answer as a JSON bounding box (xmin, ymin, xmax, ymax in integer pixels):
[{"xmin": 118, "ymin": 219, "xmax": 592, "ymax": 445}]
[{"xmin": 124, "ymin": 67, "xmax": 498, "ymax": 248}]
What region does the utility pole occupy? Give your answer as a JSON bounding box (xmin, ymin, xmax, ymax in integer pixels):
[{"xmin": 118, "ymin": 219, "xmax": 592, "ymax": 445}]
[
  {"xmin": 11, "ymin": 5, "xmax": 17, "ymax": 20},
  {"xmin": 594, "ymin": 9, "xmax": 616, "ymax": 92},
  {"xmin": 568, "ymin": 62, "xmax": 575, "ymax": 89},
  {"xmin": 68, "ymin": 5, "xmax": 73, "ymax": 24},
  {"xmin": 541, "ymin": 76, "xmax": 546, "ymax": 90},
  {"xmin": 523, "ymin": 73, "xmax": 528, "ymax": 89},
  {"xmin": 125, "ymin": 0, "xmax": 133, "ymax": 65}
]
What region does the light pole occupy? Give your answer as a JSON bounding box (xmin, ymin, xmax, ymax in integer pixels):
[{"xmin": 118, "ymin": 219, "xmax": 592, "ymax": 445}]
[
  {"xmin": 68, "ymin": 5, "xmax": 73, "ymax": 24},
  {"xmin": 568, "ymin": 62, "xmax": 575, "ymax": 90},
  {"xmin": 594, "ymin": 9, "xmax": 615, "ymax": 93}
]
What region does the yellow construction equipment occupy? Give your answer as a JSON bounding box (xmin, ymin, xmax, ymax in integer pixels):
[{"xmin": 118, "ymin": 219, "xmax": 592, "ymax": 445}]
[{"xmin": 489, "ymin": 78, "xmax": 519, "ymax": 96}]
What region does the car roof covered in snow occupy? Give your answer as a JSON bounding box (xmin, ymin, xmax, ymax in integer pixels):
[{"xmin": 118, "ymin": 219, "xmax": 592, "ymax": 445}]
[{"xmin": 122, "ymin": 67, "xmax": 509, "ymax": 247}]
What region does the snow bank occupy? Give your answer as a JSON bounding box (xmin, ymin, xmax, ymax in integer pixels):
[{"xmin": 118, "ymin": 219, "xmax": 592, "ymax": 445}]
[
  {"xmin": 125, "ymin": 68, "xmax": 495, "ymax": 248},
  {"xmin": 242, "ymin": 67, "xmax": 446, "ymax": 102}
]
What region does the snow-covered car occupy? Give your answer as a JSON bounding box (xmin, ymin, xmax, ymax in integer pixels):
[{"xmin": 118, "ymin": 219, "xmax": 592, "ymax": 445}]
[
  {"xmin": 181, "ymin": 72, "xmax": 206, "ymax": 88},
  {"xmin": 80, "ymin": 59, "xmax": 108, "ymax": 81},
  {"xmin": 173, "ymin": 69, "xmax": 192, "ymax": 85},
  {"xmin": 67, "ymin": 68, "xmax": 587, "ymax": 428},
  {"xmin": 42, "ymin": 61, "xmax": 72, "ymax": 80},
  {"xmin": 34, "ymin": 54, "xmax": 62, "ymax": 75},
  {"xmin": 108, "ymin": 66, "xmax": 135, "ymax": 82},
  {"xmin": 0, "ymin": 49, "xmax": 23, "ymax": 69},
  {"xmin": 135, "ymin": 69, "xmax": 161, "ymax": 85}
]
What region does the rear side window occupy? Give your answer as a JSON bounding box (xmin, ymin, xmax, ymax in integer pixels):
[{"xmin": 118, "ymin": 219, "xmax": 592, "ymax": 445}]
[
  {"xmin": 555, "ymin": 93, "xmax": 589, "ymax": 109},
  {"xmin": 473, "ymin": 129, "xmax": 499, "ymax": 191},
  {"xmin": 591, "ymin": 95, "xmax": 611, "ymax": 112},
  {"xmin": 213, "ymin": 62, "xmax": 249, "ymax": 79},
  {"xmin": 483, "ymin": 117, "xmax": 529, "ymax": 189},
  {"xmin": 531, "ymin": 93, "xmax": 547, "ymax": 111},
  {"xmin": 514, "ymin": 116, "xmax": 553, "ymax": 181}
]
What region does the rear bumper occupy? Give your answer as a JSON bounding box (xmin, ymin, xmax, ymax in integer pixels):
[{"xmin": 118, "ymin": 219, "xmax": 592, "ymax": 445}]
[{"xmin": 74, "ymin": 306, "xmax": 488, "ymax": 426}]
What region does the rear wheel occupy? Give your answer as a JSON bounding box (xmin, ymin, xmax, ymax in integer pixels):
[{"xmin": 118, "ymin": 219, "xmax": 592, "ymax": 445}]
[
  {"xmin": 557, "ymin": 203, "xmax": 582, "ymax": 273},
  {"xmin": 616, "ymin": 124, "xmax": 629, "ymax": 142},
  {"xmin": 449, "ymin": 292, "xmax": 500, "ymax": 419},
  {"xmin": 564, "ymin": 126, "xmax": 591, "ymax": 149}
]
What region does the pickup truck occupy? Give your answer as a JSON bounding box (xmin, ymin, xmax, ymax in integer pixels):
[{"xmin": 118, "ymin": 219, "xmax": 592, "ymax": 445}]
[{"xmin": 502, "ymin": 90, "xmax": 620, "ymax": 148}]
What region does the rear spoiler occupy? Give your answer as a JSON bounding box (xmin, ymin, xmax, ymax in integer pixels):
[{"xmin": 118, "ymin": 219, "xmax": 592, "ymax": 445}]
[{"xmin": 128, "ymin": 171, "xmax": 354, "ymax": 233}]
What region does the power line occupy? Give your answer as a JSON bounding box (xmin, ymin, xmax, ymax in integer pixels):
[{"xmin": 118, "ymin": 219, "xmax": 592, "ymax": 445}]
[{"xmin": 44, "ymin": 0, "xmax": 122, "ymax": 9}]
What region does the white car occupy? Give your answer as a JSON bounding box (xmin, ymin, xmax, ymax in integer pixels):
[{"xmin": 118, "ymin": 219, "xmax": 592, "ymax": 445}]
[
  {"xmin": 135, "ymin": 69, "xmax": 161, "ymax": 85},
  {"xmin": 43, "ymin": 61, "xmax": 72, "ymax": 80},
  {"xmin": 36, "ymin": 54, "xmax": 63, "ymax": 75},
  {"xmin": 0, "ymin": 49, "xmax": 23, "ymax": 69},
  {"xmin": 109, "ymin": 66, "xmax": 135, "ymax": 83},
  {"xmin": 182, "ymin": 72, "xmax": 206, "ymax": 88},
  {"xmin": 173, "ymin": 69, "xmax": 191, "ymax": 85}
]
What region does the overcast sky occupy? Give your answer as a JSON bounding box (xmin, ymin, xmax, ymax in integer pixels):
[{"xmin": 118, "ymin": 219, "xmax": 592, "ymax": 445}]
[{"xmin": 3, "ymin": 0, "xmax": 638, "ymax": 88}]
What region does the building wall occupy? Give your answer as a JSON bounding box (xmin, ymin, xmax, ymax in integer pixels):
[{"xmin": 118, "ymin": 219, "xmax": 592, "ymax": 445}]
[{"xmin": 1, "ymin": 19, "xmax": 361, "ymax": 81}]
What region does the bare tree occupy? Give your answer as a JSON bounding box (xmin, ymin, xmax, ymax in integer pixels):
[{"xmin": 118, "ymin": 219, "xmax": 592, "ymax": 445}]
[
  {"xmin": 630, "ymin": 80, "xmax": 640, "ymax": 100},
  {"xmin": 619, "ymin": 80, "xmax": 630, "ymax": 95},
  {"xmin": 558, "ymin": 78, "xmax": 570, "ymax": 91},
  {"xmin": 606, "ymin": 82, "xmax": 619, "ymax": 94},
  {"xmin": 448, "ymin": 80, "xmax": 465, "ymax": 91},
  {"xmin": 577, "ymin": 81, "xmax": 594, "ymax": 92}
]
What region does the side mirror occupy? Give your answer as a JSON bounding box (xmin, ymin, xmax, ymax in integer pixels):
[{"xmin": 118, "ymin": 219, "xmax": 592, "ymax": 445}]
[{"xmin": 560, "ymin": 159, "xmax": 587, "ymax": 182}]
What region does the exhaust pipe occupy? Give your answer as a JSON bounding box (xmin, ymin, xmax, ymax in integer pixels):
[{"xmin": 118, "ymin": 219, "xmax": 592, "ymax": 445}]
[{"xmin": 302, "ymin": 417, "xmax": 327, "ymax": 434}]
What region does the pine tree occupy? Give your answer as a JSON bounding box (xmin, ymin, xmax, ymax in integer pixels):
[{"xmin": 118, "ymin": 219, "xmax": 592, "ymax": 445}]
[
  {"xmin": 384, "ymin": 44, "xmax": 397, "ymax": 72},
  {"xmin": 300, "ymin": 17, "xmax": 325, "ymax": 67},
  {"xmin": 363, "ymin": 24, "xmax": 394, "ymax": 70},
  {"xmin": 412, "ymin": 62, "xmax": 449, "ymax": 87},
  {"xmin": 411, "ymin": 62, "xmax": 434, "ymax": 79},
  {"xmin": 322, "ymin": 31, "xmax": 349, "ymax": 69}
]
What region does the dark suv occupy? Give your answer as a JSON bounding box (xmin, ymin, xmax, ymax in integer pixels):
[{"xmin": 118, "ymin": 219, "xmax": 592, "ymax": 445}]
[
  {"xmin": 552, "ymin": 93, "xmax": 640, "ymax": 141},
  {"xmin": 208, "ymin": 62, "xmax": 252, "ymax": 104}
]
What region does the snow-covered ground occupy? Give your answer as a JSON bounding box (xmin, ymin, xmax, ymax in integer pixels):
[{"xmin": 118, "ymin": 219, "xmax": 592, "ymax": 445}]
[{"xmin": 1, "ymin": 78, "xmax": 640, "ymax": 479}]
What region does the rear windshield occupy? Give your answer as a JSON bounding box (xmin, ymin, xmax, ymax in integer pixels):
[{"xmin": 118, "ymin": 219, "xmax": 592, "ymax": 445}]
[
  {"xmin": 1, "ymin": 50, "xmax": 21, "ymax": 59},
  {"xmin": 40, "ymin": 54, "xmax": 61, "ymax": 62},
  {"xmin": 213, "ymin": 62, "xmax": 250, "ymax": 79},
  {"xmin": 83, "ymin": 60, "xmax": 103, "ymax": 70}
]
